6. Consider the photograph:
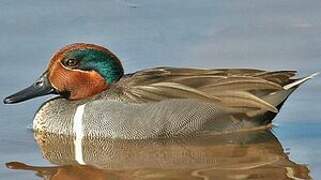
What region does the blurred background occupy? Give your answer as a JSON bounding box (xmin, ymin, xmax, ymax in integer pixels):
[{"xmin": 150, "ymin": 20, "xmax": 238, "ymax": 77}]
[{"xmin": 0, "ymin": 0, "xmax": 320, "ymax": 179}]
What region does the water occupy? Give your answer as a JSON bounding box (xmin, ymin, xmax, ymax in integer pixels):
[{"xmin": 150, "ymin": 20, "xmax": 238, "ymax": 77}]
[{"xmin": 0, "ymin": 0, "xmax": 320, "ymax": 179}]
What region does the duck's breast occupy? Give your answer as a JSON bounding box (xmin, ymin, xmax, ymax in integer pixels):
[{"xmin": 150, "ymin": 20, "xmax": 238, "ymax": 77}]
[{"xmin": 33, "ymin": 98, "xmax": 79, "ymax": 135}]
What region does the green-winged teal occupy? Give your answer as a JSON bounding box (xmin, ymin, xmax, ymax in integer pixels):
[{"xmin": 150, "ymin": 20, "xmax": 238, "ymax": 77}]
[{"xmin": 3, "ymin": 43, "xmax": 318, "ymax": 139}]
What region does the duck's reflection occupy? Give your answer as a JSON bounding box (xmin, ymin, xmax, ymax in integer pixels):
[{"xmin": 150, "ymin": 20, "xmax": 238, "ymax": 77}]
[{"xmin": 6, "ymin": 130, "xmax": 310, "ymax": 179}]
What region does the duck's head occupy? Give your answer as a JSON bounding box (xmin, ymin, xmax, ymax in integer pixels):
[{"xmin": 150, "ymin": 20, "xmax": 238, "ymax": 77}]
[{"xmin": 4, "ymin": 43, "xmax": 124, "ymax": 104}]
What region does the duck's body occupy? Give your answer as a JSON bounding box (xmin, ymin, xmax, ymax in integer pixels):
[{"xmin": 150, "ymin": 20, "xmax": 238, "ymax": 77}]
[
  {"xmin": 4, "ymin": 43, "xmax": 318, "ymax": 139},
  {"xmin": 33, "ymin": 67, "xmax": 316, "ymax": 139}
]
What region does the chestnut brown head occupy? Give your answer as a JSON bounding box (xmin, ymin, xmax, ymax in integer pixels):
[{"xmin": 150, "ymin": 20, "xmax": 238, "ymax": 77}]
[{"xmin": 4, "ymin": 43, "xmax": 124, "ymax": 104}]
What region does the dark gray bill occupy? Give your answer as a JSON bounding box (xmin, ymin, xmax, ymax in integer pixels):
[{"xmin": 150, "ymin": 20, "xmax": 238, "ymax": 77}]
[{"xmin": 3, "ymin": 72, "xmax": 57, "ymax": 104}]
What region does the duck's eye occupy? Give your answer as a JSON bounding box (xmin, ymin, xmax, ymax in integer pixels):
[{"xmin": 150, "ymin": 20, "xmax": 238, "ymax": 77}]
[{"xmin": 62, "ymin": 58, "xmax": 80, "ymax": 67}]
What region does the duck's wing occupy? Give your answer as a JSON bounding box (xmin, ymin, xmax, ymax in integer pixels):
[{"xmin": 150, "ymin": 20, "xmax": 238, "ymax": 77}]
[{"xmin": 119, "ymin": 67, "xmax": 301, "ymax": 116}]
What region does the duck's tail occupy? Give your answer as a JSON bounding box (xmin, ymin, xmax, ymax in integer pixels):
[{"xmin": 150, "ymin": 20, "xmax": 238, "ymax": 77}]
[
  {"xmin": 284, "ymin": 72, "xmax": 320, "ymax": 90},
  {"xmin": 262, "ymin": 72, "xmax": 319, "ymax": 107},
  {"xmin": 251, "ymin": 72, "xmax": 319, "ymax": 125}
]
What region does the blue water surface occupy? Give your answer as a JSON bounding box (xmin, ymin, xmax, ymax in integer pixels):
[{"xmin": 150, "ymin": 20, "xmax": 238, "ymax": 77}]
[{"xmin": 0, "ymin": 0, "xmax": 320, "ymax": 179}]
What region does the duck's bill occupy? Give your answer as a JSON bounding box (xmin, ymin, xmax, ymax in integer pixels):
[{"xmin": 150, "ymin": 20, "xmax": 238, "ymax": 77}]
[{"xmin": 3, "ymin": 73, "xmax": 57, "ymax": 104}]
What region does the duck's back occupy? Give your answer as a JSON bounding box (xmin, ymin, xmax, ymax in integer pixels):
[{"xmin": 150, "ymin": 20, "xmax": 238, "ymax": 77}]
[{"xmin": 117, "ymin": 67, "xmax": 313, "ymax": 120}]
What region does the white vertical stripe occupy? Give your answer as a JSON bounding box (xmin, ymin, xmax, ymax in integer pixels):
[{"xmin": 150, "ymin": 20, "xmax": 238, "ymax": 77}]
[{"xmin": 73, "ymin": 104, "xmax": 86, "ymax": 165}]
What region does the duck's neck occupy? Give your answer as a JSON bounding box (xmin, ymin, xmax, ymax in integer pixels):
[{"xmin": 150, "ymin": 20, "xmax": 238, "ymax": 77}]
[{"xmin": 100, "ymin": 58, "xmax": 124, "ymax": 84}]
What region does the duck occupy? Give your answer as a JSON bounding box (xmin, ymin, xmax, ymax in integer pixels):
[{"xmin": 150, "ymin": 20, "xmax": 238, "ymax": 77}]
[{"xmin": 3, "ymin": 43, "xmax": 318, "ymax": 139}]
